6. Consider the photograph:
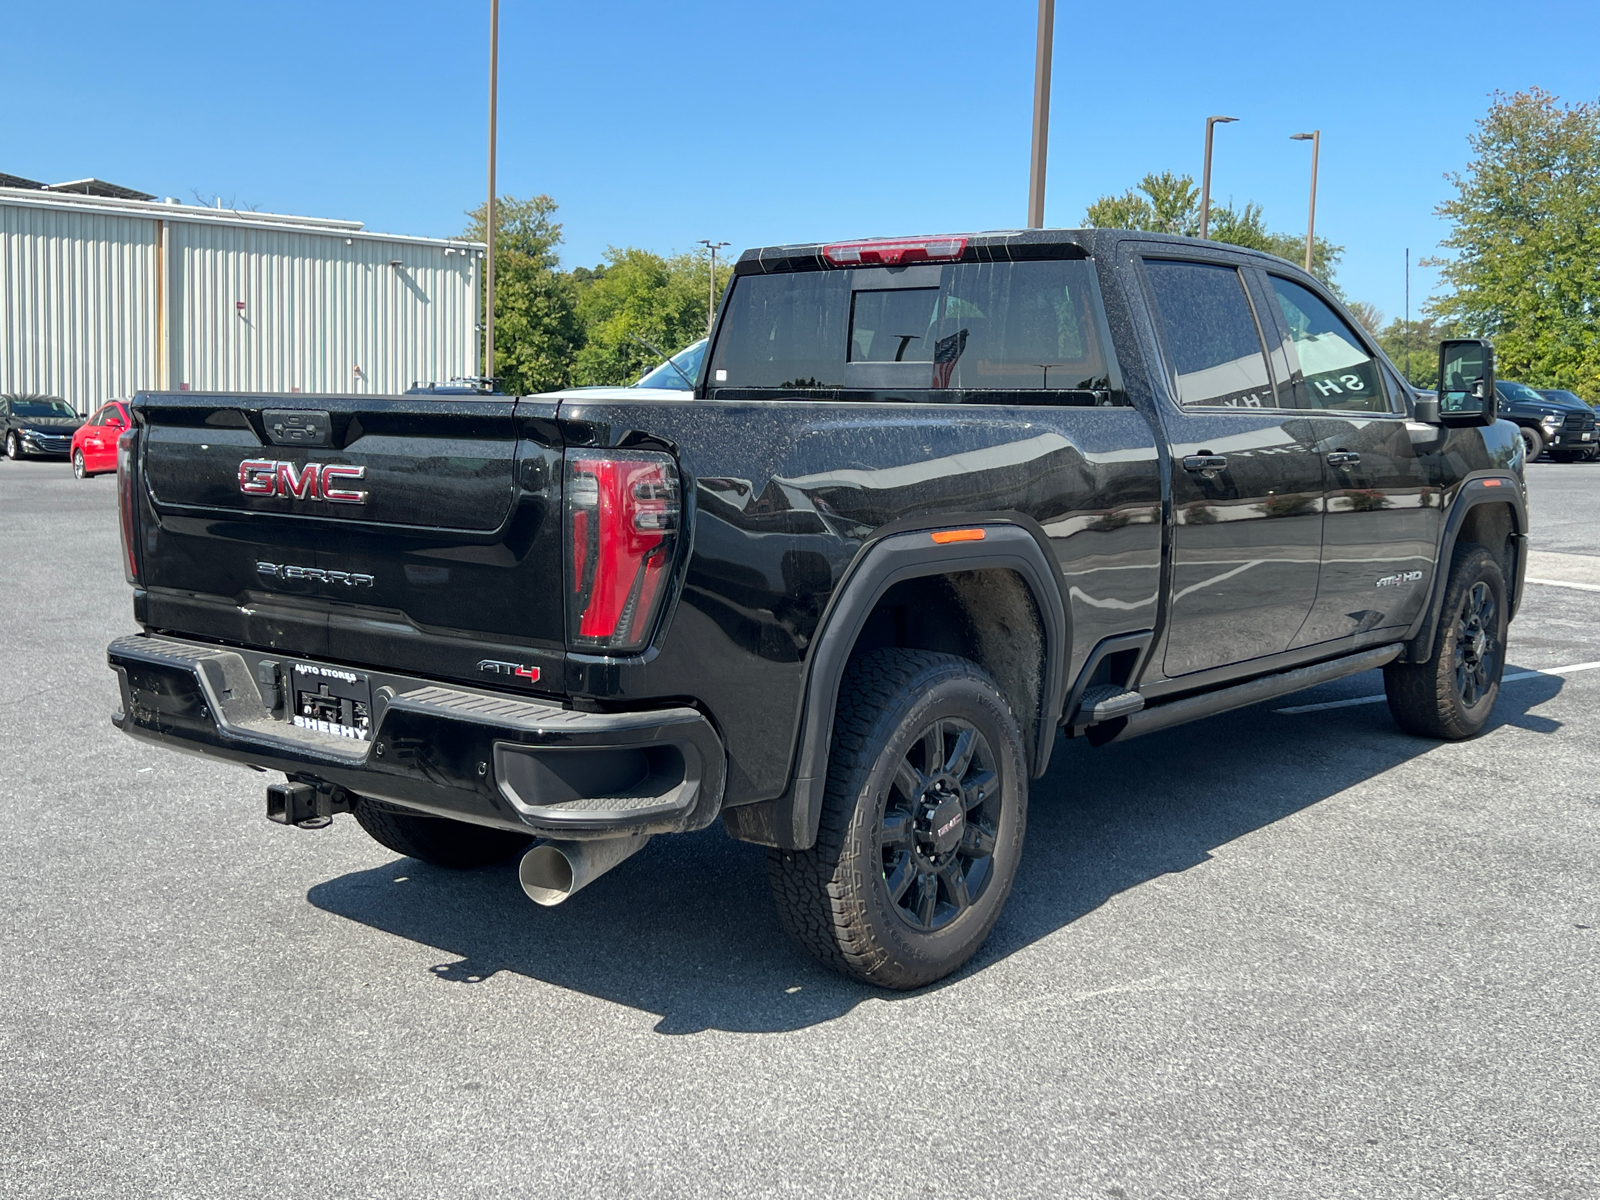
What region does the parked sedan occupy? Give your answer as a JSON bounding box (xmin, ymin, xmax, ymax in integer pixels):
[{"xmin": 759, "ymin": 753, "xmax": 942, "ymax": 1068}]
[
  {"xmin": 633, "ymin": 338, "xmax": 707, "ymax": 390},
  {"xmin": 70, "ymin": 400, "xmax": 131, "ymax": 477},
  {"xmin": 1, "ymin": 394, "xmax": 83, "ymax": 460}
]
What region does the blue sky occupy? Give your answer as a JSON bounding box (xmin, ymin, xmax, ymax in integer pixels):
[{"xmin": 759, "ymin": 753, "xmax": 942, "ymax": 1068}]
[{"xmin": 5, "ymin": 1, "xmax": 1594, "ymax": 323}]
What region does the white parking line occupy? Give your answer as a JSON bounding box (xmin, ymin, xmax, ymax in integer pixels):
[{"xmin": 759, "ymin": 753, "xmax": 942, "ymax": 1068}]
[
  {"xmin": 1527, "ymin": 577, "xmax": 1600, "ymax": 592},
  {"xmin": 1274, "ymin": 660, "xmax": 1600, "ymax": 714}
]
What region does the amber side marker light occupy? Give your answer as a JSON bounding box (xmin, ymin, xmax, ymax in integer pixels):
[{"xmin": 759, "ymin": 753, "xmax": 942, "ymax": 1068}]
[
  {"xmin": 1482, "ymin": 479, "xmax": 1504, "ymax": 487},
  {"xmin": 931, "ymin": 528, "xmax": 986, "ymax": 544}
]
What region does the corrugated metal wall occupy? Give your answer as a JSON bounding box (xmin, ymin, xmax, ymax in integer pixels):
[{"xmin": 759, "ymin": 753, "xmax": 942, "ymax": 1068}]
[
  {"xmin": 0, "ymin": 194, "xmax": 480, "ymax": 412},
  {"xmin": 0, "ymin": 202, "xmax": 157, "ymax": 411},
  {"xmin": 172, "ymin": 223, "xmax": 478, "ymax": 395}
]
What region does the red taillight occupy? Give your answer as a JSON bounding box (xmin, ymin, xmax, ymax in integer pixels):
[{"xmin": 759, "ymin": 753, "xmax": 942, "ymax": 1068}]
[
  {"xmin": 822, "ymin": 236, "xmax": 968, "ymax": 267},
  {"xmin": 565, "ymin": 451, "xmax": 680, "ymax": 652},
  {"xmin": 117, "ymin": 427, "xmax": 141, "ymax": 585}
]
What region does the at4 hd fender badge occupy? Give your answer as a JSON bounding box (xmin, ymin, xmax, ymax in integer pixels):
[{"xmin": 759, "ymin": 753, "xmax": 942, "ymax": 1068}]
[
  {"xmin": 478, "ymin": 659, "xmax": 541, "ymax": 684},
  {"xmin": 239, "ymin": 460, "xmax": 367, "ymax": 504},
  {"xmin": 1375, "ymin": 570, "xmax": 1424, "ymax": 588}
]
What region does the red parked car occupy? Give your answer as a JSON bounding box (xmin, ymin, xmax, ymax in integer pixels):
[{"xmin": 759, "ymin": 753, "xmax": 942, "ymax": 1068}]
[{"xmin": 71, "ymin": 400, "xmax": 130, "ymax": 478}]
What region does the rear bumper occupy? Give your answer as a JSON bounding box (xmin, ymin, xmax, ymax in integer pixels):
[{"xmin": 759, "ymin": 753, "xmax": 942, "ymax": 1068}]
[{"xmin": 108, "ymin": 634, "xmax": 725, "ymax": 839}]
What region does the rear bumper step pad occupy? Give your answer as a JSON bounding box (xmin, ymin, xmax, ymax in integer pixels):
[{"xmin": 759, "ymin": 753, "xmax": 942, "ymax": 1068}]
[{"xmin": 107, "ymin": 634, "xmax": 725, "ymax": 838}]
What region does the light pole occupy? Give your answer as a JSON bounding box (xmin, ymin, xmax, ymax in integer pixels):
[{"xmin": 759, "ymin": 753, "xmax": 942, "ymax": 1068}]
[
  {"xmin": 699, "ymin": 239, "xmax": 729, "ymax": 335},
  {"xmin": 1198, "ymin": 115, "xmax": 1237, "ymax": 239},
  {"xmin": 1291, "ymin": 130, "xmax": 1320, "ymax": 273},
  {"xmin": 1027, "ymin": 0, "xmax": 1054, "ymax": 228},
  {"xmin": 484, "ymin": 0, "xmax": 500, "ymax": 380}
]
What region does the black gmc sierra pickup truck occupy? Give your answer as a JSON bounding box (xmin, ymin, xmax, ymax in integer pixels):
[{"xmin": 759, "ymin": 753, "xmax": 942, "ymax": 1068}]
[{"xmin": 108, "ymin": 229, "xmax": 1524, "ymax": 988}]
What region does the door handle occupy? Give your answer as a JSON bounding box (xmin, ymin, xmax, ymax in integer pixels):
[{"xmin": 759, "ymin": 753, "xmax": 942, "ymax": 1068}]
[
  {"xmin": 1326, "ymin": 451, "xmax": 1361, "ymax": 467},
  {"xmin": 1182, "ymin": 455, "xmax": 1228, "ymax": 472}
]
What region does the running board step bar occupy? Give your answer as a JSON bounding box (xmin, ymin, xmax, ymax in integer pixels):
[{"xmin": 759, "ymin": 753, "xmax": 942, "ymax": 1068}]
[
  {"xmin": 1111, "ymin": 644, "xmax": 1404, "ymax": 743},
  {"xmin": 1074, "ymin": 684, "xmax": 1146, "ymax": 724}
]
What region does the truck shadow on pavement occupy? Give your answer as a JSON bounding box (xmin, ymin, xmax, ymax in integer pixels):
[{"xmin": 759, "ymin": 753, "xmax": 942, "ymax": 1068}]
[{"xmin": 307, "ymin": 668, "xmax": 1563, "ymax": 1034}]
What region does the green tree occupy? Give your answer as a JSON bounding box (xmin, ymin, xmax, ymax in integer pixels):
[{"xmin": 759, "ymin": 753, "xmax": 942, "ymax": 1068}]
[
  {"xmin": 1084, "ymin": 174, "xmax": 1343, "ymax": 290},
  {"xmin": 463, "ymin": 194, "xmax": 563, "ymax": 267},
  {"xmin": 1345, "ymin": 300, "xmax": 1384, "ymax": 336},
  {"xmin": 461, "ymin": 194, "xmax": 582, "ymax": 393},
  {"xmin": 1084, "ymin": 171, "xmax": 1199, "ymax": 236},
  {"xmin": 1376, "ymin": 316, "xmax": 1446, "ymax": 389},
  {"xmin": 1206, "ymin": 200, "xmax": 1343, "ymax": 292},
  {"xmin": 1429, "ymin": 88, "xmax": 1600, "ymax": 395},
  {"xmin": 573, "ymin": 247, "xmax": 733, "ymax": 386}
]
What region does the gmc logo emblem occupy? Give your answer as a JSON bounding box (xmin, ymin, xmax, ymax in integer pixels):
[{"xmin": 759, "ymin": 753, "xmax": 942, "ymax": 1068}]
[{"xmin": 239, "ymin": 460, "xmax": 367, "ymax": 505}]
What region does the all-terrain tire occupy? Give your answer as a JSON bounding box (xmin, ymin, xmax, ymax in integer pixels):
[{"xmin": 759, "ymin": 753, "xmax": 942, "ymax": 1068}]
[
  {"xmin": 1383, "ymin": 544, "xmax": 1508, "ymax": 740},
  {"xmin": 766, "ymin": 649, "xmax": 1028, "ymax": 990},
  {"xmin": 1519, "ymin": 425, "xmax": 1544, "ymax": 463},
  {"xmin": 352, "ymin": 796, "xmax": 533, "ymax": 868}
]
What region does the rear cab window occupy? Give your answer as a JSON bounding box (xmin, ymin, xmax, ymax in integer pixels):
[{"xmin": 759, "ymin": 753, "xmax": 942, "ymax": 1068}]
[{"xmin": 705, "ymin": 252, "xmax": 1123, "ymax": 405}]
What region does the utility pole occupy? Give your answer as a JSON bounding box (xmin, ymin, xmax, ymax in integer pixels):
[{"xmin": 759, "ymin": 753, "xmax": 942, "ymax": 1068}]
[
  {"xmin": 699, "ymin": 239, "xmax": 729, "ymax": 335},
  {"xmin": 484, "ymin": 0, "xmax": 500, "ymax": 380},
  {"xmin": 1199, "ymin": 116, "xmax": 1237, "ymax": 239},
  {"xmin": 1291, "ymin": 130, "xmax": 1320, "ymax": 273},
  {"xmin": 1405, "ymin": 247, "xmax": 1411, "ymax": 384},
  {"xmin": 1027, "ymin": 0, "xmax": 1054, "ymax": 228}
]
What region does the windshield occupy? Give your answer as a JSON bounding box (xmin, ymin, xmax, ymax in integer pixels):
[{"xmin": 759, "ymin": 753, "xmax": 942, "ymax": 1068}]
[
  {"xmin": 1541, "ymin": 389, "xmax": 1587, "ymax": 406},
  {"xmin": 11, "ymin": 399, "xmax": 75, "ymax": 418},
  {"xmin": 1498, "ymin": 380, "xmax": 1546, "ymax": 403},
  {"xmin": 634, "ymin": 339, "xmax": 706, "ymax": 390}
]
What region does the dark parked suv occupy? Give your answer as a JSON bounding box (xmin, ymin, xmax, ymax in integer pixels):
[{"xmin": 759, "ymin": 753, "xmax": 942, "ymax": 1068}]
[
  {"xmin": 2, "ymin": 394, "xmax": 83, "ymax": 460},
  {"xmin": 1497, "ymin": 380, "xmax": 1596, "ymax": 462}
]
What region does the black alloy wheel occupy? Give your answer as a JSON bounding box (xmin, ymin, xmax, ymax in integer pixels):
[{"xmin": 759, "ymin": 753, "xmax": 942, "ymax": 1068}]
[
  {"xmin": 72, "ymin": 450, "xmax": 86, "ymax": 479},
  {"xmin": 767, "ymin": 648, "xmax": 1028, "ymax": 990},
  {"xmin": 1452, "ymin": 579, "xmax": 1500, "ymax": 708},
  {"xmin": 880, "ymin": 716, "xmax": 1001, "ymax": 933},
  {"xmin": 1519, "ymin": 425, "xmax": 1544, "ymax": 463},
  {"xmin": 1384, "ymin": 543, "xmax": 1508, "ymax": 740}
]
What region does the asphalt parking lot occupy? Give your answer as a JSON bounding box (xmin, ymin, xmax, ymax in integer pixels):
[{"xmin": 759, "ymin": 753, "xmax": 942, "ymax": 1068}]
[{"xmin": 2, "ymin": 457, "xmax": 1596, "ymax": 1199}]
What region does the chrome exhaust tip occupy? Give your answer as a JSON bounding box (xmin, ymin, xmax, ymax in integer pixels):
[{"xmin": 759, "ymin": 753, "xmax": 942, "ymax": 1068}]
[{"xmin": 518, "ymin": 834, "xmax": 652, "ymax": 906}]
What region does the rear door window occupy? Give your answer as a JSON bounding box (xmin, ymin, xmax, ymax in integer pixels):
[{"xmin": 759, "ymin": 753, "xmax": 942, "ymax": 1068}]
[
  {"xmin": 1268, "ymin": 276, "xmax": 1392, "ymax": 414},
  {"xmin": 707, "ymin": 257, "xmax": 1114, "ymax": 401},
  {"xmin": 1142, "ymin": 260, "xmax": 1281, "ymax": 409}
]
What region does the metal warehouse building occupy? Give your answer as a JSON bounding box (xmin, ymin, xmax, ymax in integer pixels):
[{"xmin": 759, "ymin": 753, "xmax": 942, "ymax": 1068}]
[{"xmin": 0, "ymin": 183, "xmax": 483, "ymax": 413}]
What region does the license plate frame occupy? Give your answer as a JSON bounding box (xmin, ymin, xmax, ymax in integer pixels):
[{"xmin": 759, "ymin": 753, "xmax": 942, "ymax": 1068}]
[{"xmin": 290, "ymin": 663, "xmax": 374, "ymax": 741}]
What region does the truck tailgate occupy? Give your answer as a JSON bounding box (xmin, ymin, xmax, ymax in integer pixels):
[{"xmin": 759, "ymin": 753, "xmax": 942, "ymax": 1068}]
[{"xmin": 134, "ymin": 392, "xmax": 567, "ymax": 692}]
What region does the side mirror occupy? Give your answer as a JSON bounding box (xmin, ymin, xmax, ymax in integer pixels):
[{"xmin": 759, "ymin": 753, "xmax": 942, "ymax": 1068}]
[{"xmin": 1435, "ymin": 339, "xmax": 1497, "ymax": 427}]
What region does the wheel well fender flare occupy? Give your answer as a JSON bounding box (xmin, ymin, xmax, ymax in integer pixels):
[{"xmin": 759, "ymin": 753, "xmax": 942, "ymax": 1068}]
[
  {"xmin": 1401, "ymin": 474, "xmax": 1527, "ymax": 663},
  {"xmin": 763, "ymin": 522, "xmax": 1069, "ymax": 851}
]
